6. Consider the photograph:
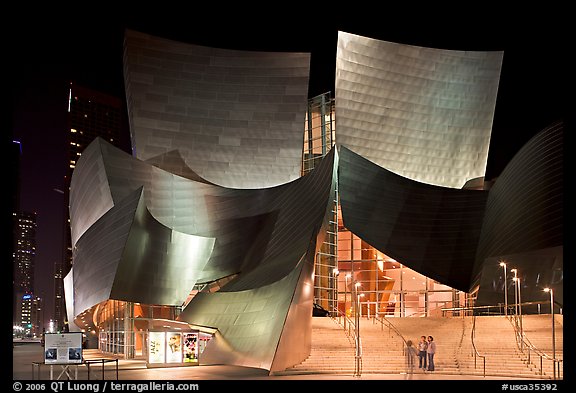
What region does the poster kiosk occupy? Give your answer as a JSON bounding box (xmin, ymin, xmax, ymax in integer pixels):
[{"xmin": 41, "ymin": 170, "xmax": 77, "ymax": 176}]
[{"xmin": 36, "ymin": 332, "xmax": 83, "ymax": 380}]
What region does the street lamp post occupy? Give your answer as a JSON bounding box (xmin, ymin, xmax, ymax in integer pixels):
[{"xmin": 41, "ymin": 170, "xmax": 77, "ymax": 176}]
[
  {"xmin": 513, "ymin": 276, "xmax": 524, "ymax": 350},
  {"xmin": 499, "ymin": 261, "xmax": 508, "ymax": 316},
  {"xmin": 332, "ymin": 268, "xmax": 339, "ymax": 318},
  {"xmin": 354, "ymin": 282, "xmax": 362, "ymax": 377},
  {"xmin": 544, "ymin": 288, "xmax": 556, "ymax": 379},
  {"xmin": 511, "ymin": 269, "xmax": 518, "ymax": 317},
  {"xmin": 344, "ymin": 273, "xmax": 351, "ymax": 330}
]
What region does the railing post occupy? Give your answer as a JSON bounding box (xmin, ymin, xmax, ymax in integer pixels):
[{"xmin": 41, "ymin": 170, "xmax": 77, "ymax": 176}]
[{"xmin": 540, "ymin": 356, "xmax": 543, "ymax": 376}]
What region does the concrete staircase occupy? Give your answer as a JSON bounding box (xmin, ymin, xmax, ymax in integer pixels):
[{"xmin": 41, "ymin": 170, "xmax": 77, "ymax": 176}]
[
  {"xmin": 458, "ymin": 316, "xmax": 541, "ymax": 378},
  {"xmin": 515, "ymin": 314, "xmax": 563, "ymax": 378},
  {"xmin": 368, "ymin": 316, "xmax": 468, "ymax": 374},
  {"xmin": 280, "ymin": 317, "xmax": 355, "ymax": 374},
  {"xmin": 280, "ymin": 314, "xmax": 563, "ymax": 379}
]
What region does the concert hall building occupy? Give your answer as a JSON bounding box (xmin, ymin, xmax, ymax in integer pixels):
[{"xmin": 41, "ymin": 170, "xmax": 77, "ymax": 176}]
[{"xmin": 64, "ymin": 30, "xmax": 563, "ymax": 372}]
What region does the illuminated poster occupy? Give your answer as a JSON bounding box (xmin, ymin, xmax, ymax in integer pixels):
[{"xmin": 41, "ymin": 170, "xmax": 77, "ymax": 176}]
[
  {"xmin": 166, "ymin": 332, "xmax": 182, "ymax": 363},
  {"xmin": 148, "ymin": 332, "xmax": 166, "ymax": 364},
  {"xmin": 44, "ymin": 333, "xmax": 83, "ymax": 364},
  {"xmin": 183, "ymin": 333, "xmax": 198, "ymax": 363}
]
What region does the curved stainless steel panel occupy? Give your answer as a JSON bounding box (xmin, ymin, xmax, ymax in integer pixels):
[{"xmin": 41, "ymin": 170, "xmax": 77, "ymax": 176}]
[
  {"xmin": 69, "ymin": 139, "xmax": 114, "ymax": 247},
  {"xmin": 335, "ymin": 31, "xmax": 503, "ymax": 188},
  {"xmin": 178, "ymin": 250, "xmax": 312, "ymax": 371},
  {"xmin": 77, "ymin": 138, "xmax": 336, "ymax": 286},
  {"xmin": 124, "ymin": 29, "xmax": 310, "ymax": 189},
  {"xmin": 473, "ymin": 121, "xmax": 563, "ymax": 305},
  {"xmin": 110, "ymin": 190, "xmax": 216, "ymax": 306},
  {"xmin": 71, "ymin": 187, "xmax": 143, "ymax": 317},
  {"xmin": 475, "ymin": 121, "xmax": 563, "ymax": 264},
  {"xmin": 69, "ymin": 136, "xmax": 337, "ymax": 371},
  {"xmin": 339, "ymin": 145, "xmax": 487, "ymax": 291},
  {"xmin": 177, "ymin": 149, "xmax": 336, "ymax": 371}
]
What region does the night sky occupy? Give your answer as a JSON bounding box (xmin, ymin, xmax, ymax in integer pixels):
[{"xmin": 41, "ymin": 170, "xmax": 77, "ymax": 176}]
[{"xmin": 9, "ymin": 12, "xmax": 567, "ymax": 328}]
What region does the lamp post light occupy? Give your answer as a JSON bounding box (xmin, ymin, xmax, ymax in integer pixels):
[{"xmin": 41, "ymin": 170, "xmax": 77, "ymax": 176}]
[
  {"xmin": 499, "ymin": 261, "xmax": 508, "ymax": 316},
  {"xmin": 544, "ymin": 288, "xmax": 556, "ymax": 379},
  {"xmin": 344, "ymin": 273, "xmax": 351, "ymax": 325},
  {"xmin": 511, "ymin": 269, "xmax": 518, "ymax": 317},
  {"xmin": 332, "ymin": 268, "xmax": 339, "ymax": 318},
  {"xmin": 513, "ymin": 276, "xmax": 524, "ymax": 350},
  {"xmin": 354, "ymin": 282, "xmax": 363, "ymax": 377}
]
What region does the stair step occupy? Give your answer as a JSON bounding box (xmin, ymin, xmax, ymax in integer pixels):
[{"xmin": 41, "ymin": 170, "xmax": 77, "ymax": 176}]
[{"xmin": 283, "ymin": 315, "xmax": 563, "ymax": 379}]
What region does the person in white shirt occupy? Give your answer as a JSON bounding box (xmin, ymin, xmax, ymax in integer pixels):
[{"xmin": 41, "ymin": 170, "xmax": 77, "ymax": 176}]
[{"xmin": 417, "ymin": 335, "xmax": 428, "ymax": 370}]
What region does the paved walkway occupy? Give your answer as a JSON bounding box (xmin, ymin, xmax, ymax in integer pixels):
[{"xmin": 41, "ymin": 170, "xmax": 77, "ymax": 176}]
[{"xmin": 13, "ymin": 343, "xmax": 559, "ymax": 382}]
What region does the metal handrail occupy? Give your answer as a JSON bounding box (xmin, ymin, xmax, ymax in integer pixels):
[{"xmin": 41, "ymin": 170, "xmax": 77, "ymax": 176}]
[
  {"xmin": 442, "ymin": 303, "xmax": 561, "ymax": 379},
  {"xmin": 331, "ymin": 309, "xmax": 362, "ymax": 376},
  {"xmin": 373, "ymin": 314, "xmax": 410, "ymax": 350},
  {"xmin": 471, "ymin": 315, "xmax": 486, "ymax": 377},
  {"xmin": 332, "ymin": 309, "xmax": 355, "ymax": 343},
  {"xmin": 507, "ymin": 314, "xmax": 563, "ymax": 379}
]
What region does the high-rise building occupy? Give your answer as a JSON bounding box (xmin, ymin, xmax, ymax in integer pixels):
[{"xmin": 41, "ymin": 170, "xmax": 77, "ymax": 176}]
[
  {"xmin": 56, "ymin": 82, "xmax": 130, "ymax": 331},
  {"xmin": 11, "ymin": 140, "xmax": 22, "ymax": 214},
  {"xmin": 53, "ymin": 262, "xmax": 64, "ymax": 331},
  {"xmin": 31, "ymin": 295, "xmax": 44, "ymax": 338},
  {"xmin": 13, "ymin": 211, "xmax": 37, "ymax": 333}
]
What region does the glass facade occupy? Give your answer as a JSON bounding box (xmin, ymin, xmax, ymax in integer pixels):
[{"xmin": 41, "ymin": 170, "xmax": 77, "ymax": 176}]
[
  {"xmin": 336, "ymin": 214, "xmax": 466, "ymax": 318},
  {"xmin": 303, "ymin": 93, "xmax": 338, "ymax": 315},
  {"xmin": 96, "ymin": 300, "xmax": 180, "ymax": 359}
]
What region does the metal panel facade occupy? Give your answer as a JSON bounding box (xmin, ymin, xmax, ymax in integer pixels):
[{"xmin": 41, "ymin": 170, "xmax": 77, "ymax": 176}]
[
  {"xmin": 473, "ymin": 121, "xmax": 563, "ymax": 305},
  {"xmin": 124, "ymin": 29, "xmax": 310, "ymax": 188},
  {"xmin": 336, "ymin": 31, "xmax": 503, "ymax": 188},
  {"xmin": 339, "ymin": 146, "xmax": 488, "ymax": 291},
  {"xmin": 67, "ymin": 136, "xmax": 336, "ymax": 371}
]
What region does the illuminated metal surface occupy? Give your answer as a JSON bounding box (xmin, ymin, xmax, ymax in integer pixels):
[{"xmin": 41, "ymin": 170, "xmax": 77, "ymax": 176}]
[
  {"xmin": 124, "ymin": 29, "xmax": 310, "ymax": 189},
  {"xmin": 475, "ymin": 121, "xmax": 563, "ymax": 264},
  {"xmin": 179, "ymin": 247, "xmax": 316, "ymax": 371},
  {"xmin": 335, "ymin": 31, "xmax": 503, "ymax": 188},
  {"xmin": 67, "ymin": 137, "xmax": 337, "ymax": 371},
  {"xmin": 68, "ymin": 140, "xmax": 114, "ymax": 247},
  {"xmin": 338, "ymin": 146, "xmax": 487, "ymax": 291},
  {"xmin": 178, "ymin": 147, "xmax": 337, "ymax": 371},
  {"xmin": 473, "ymin": 121, "xmax": 563, "ymax": 305},
  {"xmin": 339, "ymin": 120, "xmax": 563, "ymax": 300},
  {"xmin": 69, "ymin": 183, "xmax": 215, "ymax": 317}
]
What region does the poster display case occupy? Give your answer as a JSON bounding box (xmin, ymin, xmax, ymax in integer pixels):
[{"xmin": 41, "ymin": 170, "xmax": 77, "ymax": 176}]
[
  {"xmin": 183, "ymin": 333, "xmax": 198, "ymax": 363},
  {"xmin": 147, "ymin": 331, "xmax": 166, "ymax": 364},
  {"xmin": 166, "ymin": 332, "xmax": 182, "ymax": 363},
  {"xmin": 146, "ymin": 330, "xmax": 209, "ymax": 367}
]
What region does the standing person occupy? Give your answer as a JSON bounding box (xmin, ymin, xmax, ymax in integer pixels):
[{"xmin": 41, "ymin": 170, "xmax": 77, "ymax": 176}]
[
  {"xmin": 417, "ymin": 335, "xmax": 428, "ymax": 370},
  {"xmin": 404, "ymin": 340, "xmax": 418, "ymax": 379},
  {"xmin": 426, "ymin": 335, "xmax": 436, "ymax": 371}
]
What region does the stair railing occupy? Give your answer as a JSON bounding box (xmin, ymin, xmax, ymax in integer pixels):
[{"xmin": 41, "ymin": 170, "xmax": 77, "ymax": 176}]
[
  {"xmin": 373, "ymin": 314, "xmax": 410, "ymax": 354},
  {"xmin": 507, "ymin": 313, "xmax": 562, "ymax": 380},
  {"xmin": 471, "ymin": 314, "xmax": 486, "ymax": 377},
  {"xmin": 331, "ymin": 308, "xmax": 361, "ymax": 375},
  {"xmin": 442, "ymin": 304, "xmax": 562, "ymax": 380}
]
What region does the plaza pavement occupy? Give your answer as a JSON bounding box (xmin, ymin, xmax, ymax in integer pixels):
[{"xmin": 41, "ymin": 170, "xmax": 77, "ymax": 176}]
[{"xmin": 12, "ymin": 342, "xmax": 555, "ymax": 383}]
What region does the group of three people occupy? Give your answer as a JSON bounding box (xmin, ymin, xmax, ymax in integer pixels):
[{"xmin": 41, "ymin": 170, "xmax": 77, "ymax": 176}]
[{"xmin": 416, "ymin": 335, "xmax": 436, "ymax": 371}]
